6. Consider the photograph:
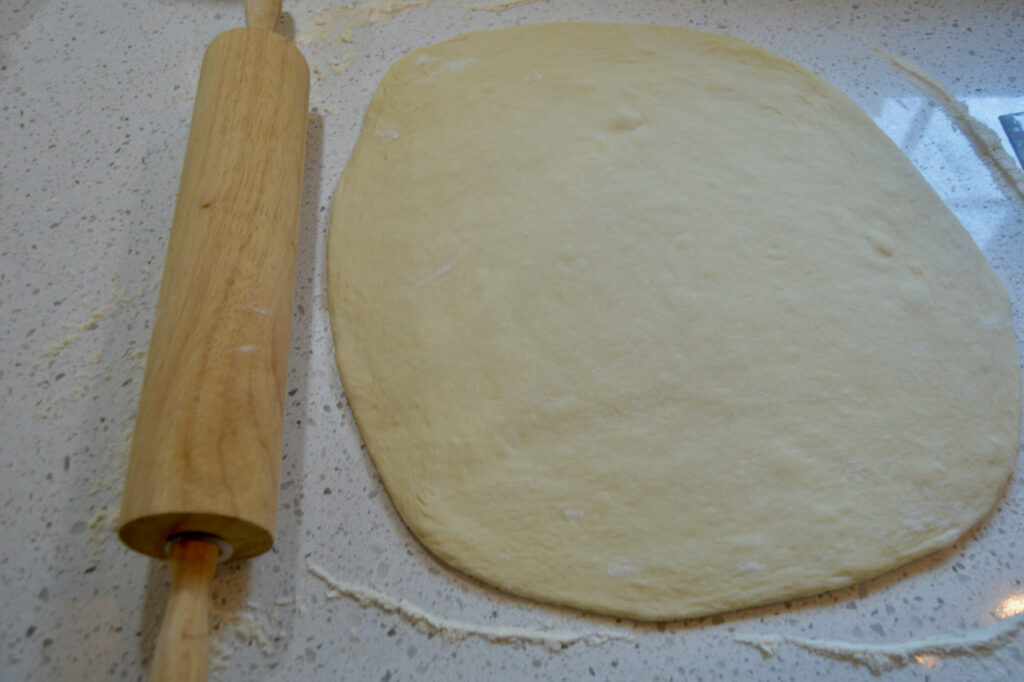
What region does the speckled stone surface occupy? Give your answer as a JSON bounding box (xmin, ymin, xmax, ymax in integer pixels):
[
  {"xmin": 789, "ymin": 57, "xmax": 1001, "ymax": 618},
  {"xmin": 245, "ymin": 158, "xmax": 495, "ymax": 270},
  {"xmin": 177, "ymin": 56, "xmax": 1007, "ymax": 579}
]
[{"xmin": 1, "ymin": 1, "xmax": 1022, "ymax": 680}]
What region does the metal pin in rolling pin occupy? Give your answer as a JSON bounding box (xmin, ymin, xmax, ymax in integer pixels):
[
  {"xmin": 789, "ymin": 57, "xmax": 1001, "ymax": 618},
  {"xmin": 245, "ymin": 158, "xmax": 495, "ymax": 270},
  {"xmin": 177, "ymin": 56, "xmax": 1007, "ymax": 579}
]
[{"xmin": 117, "ymin": 1, "xmax": 309, "ymax": 680}]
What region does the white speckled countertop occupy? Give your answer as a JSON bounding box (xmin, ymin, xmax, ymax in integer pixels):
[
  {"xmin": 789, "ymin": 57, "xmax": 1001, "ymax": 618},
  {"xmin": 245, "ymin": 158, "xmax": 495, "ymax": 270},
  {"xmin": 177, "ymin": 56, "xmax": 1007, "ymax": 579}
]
[{"xmin": 2, "ymin": 1, "xmax": 1022, "ymax": 680}]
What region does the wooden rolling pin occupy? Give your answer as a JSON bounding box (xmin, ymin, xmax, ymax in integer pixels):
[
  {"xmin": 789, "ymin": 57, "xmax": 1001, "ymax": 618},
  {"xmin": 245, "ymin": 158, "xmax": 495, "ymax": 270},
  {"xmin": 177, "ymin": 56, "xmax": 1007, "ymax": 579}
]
[{"xmin": 118, "ymin": 1, "xmax": 308, "ymax": 679}]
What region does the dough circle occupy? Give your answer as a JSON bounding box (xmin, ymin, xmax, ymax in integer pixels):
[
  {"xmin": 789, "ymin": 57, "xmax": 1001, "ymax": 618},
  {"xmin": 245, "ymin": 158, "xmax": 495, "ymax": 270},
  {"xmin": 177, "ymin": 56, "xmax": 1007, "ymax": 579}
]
[{"xmin": 327, "ymin": 23, "xmax": 1020, "ymax": 620}]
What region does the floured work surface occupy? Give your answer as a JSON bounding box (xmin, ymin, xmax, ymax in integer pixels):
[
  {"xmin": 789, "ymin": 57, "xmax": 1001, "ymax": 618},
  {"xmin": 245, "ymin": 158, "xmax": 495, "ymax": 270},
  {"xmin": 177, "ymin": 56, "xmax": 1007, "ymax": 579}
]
[{"xmin": 327, "ymin": 23, "xmax": 1021, "ymax": 620}]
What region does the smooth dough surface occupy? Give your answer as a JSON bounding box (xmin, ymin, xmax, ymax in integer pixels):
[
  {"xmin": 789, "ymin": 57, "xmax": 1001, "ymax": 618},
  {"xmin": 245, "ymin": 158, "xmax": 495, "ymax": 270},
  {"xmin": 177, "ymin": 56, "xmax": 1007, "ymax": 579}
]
[{"xmin": 327, "ymin": 23, "xmax": 1021, "ymax": 620}]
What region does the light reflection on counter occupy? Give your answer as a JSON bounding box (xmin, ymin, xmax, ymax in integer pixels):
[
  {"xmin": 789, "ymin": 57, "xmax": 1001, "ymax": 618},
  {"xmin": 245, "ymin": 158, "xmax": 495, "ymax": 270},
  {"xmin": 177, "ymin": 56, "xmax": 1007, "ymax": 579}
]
[
  {"xmin": 996, "ymin": 593, "xmax": 1024, "ymax": 619},
  {"xmin": 913, "ymin": 653, "xmax": 940, "ymax": 669},
  {"xmin": 906, "ymin": 592, "xmax": 1024, "ymax": 671},
  {"xmin": 873, "ymin": 95, "xmax": 1024, "ymax": 252}
]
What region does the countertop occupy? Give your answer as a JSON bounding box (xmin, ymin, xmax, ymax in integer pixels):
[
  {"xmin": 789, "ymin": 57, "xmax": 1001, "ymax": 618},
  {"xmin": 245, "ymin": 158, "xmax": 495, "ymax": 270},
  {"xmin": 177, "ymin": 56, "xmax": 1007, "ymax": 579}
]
[{"xmin": 1, "ymin": 1, "xmax": 1022, "ymax": 680}]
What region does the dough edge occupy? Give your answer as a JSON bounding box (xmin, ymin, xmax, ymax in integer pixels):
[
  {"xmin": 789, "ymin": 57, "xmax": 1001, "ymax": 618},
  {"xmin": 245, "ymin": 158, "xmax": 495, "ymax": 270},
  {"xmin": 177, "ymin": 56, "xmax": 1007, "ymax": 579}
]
[{"xmin": 326, "ymin": 22, "xmax": 1022, "ymax": 621}]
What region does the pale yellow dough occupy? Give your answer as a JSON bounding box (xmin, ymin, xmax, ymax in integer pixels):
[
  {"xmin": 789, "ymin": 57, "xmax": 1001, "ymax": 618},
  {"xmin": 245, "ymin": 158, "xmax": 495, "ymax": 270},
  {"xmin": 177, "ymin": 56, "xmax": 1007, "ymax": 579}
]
[{"xmin": 327, "ymin": 23, "xmax": 1021, "ymax": 620}]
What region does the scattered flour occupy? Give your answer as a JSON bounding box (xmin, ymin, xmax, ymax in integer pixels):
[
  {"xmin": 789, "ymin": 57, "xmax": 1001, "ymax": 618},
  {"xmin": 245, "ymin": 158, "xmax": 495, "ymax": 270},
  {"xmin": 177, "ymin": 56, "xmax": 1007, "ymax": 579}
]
[
  {"xmin": 735, "ymin": 613, "xmax": 1024, "ymax": 675},
  {"xmin": 298, "ymin": 0, "xmax": 549, "ymax": 114},
  {"xmin": 209, "ymin": 598, "xmax": 293, "ymax": 675},
  {"xmin": 605, "ymin": 557, "xmax": 640, "ymax": 579},
  {"xmin": 297, "ymin": 4, "xmax": 354, "ymax": 45},
  {"xmin": 299, "ymin": 0, "xmax": 433, "ymax": 46},
  {"xmin": 86, "ymin": 505, "xmax": 121, "ymax": 563},
  {"xmin": 468, "ymin": 0, "xmax": 543, "ymax": 11},
  {"xmin": 328, "ymin": 50, "xmax": 361, "ymax": 75},
  {"xmin": 40, "ymin": 310, "xmax": 104, "ymax": 359},
  {"xmin": 307, "ymin": 562, "xmax": 632, "ymax": 650}
]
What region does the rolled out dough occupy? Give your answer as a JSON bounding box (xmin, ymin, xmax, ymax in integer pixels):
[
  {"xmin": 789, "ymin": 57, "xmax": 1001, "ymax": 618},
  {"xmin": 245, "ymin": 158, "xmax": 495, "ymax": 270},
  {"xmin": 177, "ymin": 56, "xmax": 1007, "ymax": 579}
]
[{"xmin": 327, "ymin": 23, "xmax": 1021, "ymax": 620}]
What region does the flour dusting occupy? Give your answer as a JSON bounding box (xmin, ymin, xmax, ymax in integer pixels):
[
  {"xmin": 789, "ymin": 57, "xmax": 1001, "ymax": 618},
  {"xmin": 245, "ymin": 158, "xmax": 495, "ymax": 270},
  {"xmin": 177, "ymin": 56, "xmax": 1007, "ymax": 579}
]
[
  {"xmin": 735, "ymin": 613, "xmax": 1024, "ymax": 675},
  {"xmin": 414, "ymin": 261, "xmax": 454, "ymax": 287},
  {"xmin": 308, "ymin": 562, "xmax": 632, "ymax": 650},
  {"xmin": 209, "ymin": 599, "xmax": 293, "ymax": 675},
  {"xmin": 605, "ymin": 557, "xmax": 640, "ymax": 579},
  {"xmin": 300, "ymin": 0, "xmax": 433, "ymax": 45},
  {"xmin": 297, "ymin": 4, "xmax": 354, "ymax": 45},
  {"xmin": 468, "ymin": 0, "xmax": 542, "ymax": 11}
]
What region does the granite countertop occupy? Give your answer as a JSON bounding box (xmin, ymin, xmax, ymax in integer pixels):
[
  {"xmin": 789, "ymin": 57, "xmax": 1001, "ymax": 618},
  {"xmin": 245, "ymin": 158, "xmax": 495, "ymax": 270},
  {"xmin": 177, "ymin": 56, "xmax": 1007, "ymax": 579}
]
[{"xmin": 1, "ymin": 1, "xmax": 1022, "ymax": 680}]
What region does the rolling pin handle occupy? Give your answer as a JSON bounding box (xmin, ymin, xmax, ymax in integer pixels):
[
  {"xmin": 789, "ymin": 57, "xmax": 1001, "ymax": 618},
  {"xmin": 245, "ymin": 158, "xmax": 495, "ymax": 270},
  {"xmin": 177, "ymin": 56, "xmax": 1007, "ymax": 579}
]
[
  {"xmin": 245, "ymin": 0, "xmax": 282, "ymax": 32},
  {"xmin": 150, "ymin": 538, "xmax": 222, "ymax": 682}
]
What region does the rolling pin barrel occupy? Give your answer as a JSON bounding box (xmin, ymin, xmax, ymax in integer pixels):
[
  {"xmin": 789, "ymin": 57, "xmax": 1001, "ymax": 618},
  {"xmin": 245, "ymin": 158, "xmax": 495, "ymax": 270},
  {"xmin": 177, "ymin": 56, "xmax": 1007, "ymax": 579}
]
[{"xmin": 118, "ymin": 25, "xmax": 309, "ymax": 563}]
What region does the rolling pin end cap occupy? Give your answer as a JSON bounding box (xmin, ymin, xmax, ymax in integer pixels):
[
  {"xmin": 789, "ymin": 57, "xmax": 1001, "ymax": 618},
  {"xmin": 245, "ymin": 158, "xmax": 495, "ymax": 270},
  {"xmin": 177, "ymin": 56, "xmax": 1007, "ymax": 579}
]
[{"xmin": 118, "ymin": 511, "xmax": 273, "ymax": 562}]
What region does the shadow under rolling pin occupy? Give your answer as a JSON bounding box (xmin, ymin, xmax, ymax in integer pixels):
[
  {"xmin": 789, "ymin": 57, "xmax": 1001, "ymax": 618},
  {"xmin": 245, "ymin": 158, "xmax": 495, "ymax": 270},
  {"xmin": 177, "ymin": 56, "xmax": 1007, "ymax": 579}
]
[{"xmin": 117, "ymin": 1, "xmax": 309, "ymax": 680}]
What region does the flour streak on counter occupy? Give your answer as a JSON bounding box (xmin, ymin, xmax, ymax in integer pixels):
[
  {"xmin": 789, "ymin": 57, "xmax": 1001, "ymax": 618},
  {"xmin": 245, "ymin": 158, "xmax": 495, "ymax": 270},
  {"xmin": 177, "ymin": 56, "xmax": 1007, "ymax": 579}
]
[
  {"xmin": 735, "ymin": 613, "xmax": 1024, "ymax": 675},
  {"xmin": 298, "ymin": 0, "xmax": 547, "ymax": 94},
  {"xmin": 307, "ymin": 562, "xmax": 633, "ymax": 650},
  {"xmin": 4, "ymin": 1, "xmax": 1022, "ymax": 680},
  {"xmin": 299, "ymin": 0, "xmax": 432, "ymax": 46},
  {"xmin": 868, "ymin": 44, "xmax": 1024, "ymax": 203},
  {"xmin": 467, "ymin": 0, "xmax": 543, "ymax": 11},
  {"xmin": 209, "ymin": 599, "xmax": 294, "ymax": 674}
]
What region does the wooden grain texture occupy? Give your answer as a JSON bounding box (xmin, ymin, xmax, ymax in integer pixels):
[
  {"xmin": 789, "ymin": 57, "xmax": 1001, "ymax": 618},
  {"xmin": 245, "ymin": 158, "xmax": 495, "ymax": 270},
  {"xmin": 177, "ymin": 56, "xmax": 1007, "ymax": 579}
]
[
  {"xmin": 150, "ymin": 539, "xmax": 221, "ymax": 682},
  {"xmin": 245, "ymin": 0, "xmax": 282, "ymax": 32},
  {"xmin": 119, "ymin": 26, "xmax": 309, "ymax": 562}
]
